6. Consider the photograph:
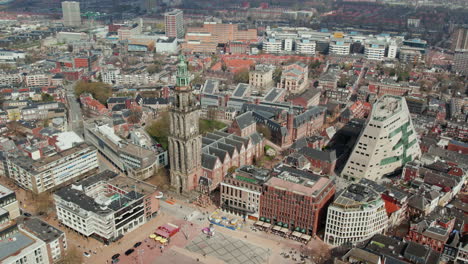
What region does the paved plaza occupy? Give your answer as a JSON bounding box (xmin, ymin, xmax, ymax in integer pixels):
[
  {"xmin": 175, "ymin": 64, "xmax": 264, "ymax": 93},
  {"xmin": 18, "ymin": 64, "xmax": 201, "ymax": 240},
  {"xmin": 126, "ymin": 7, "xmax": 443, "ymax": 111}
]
[{"xmin": 186, "ymin": 232, "xmax": 270, "ymax": 264}]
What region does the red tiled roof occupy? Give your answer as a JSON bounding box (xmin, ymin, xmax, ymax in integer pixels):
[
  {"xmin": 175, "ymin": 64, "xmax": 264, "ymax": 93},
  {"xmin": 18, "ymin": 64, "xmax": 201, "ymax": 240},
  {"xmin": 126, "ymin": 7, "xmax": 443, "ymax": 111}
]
[{"xmin": 384, "ymin": 199, "xmax": 401, "ymax": 215}]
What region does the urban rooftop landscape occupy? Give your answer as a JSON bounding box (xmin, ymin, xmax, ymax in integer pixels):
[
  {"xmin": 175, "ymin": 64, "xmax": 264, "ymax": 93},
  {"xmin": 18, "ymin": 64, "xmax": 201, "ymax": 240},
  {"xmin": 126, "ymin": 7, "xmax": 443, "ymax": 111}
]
[{"xmin": 0, "ymin": 0, "xmax": 467, "ymax": 264}]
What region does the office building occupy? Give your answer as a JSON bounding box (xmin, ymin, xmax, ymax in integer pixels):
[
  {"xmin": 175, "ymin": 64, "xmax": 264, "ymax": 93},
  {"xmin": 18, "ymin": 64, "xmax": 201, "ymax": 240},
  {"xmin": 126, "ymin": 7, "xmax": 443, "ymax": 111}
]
[
  {"xmin": 296, "ymin": 39, "xmax": 316, "ymax": 55},
  {"xmin": 259, "ymin": 165, "xmax": 335, "ymax": 236},
  {"xmin": 324, "ymin": 183, "xmax": 388, "ymax": 246},
  {"xmin": 220, "ymin": 165, "xmax": 270, "ymax": 219},
  {"xmin": 54, "ymin": 170, "xmax": 161, "ymax": 243},
  {"xmin": 165, "ymin": 9, "xmax": 184, "ymax": 39},
  {"xmin": 451, "ymin": 27, "xmax": 468, "ymax": 51},
  {"xmin": 5, "ymin": 143, "xmax": 98, "ymax": 194},
  {"xmin": 364, "ymin": 42, "xmax": 386, "ymax": 61},
  {"xmin": 329, "ymin": 40, "xmax": 351, "ymax": 55},
  {"xmin": 342, "ymin": 95, "xmax": 421, "ymax": 182},
  {"xmin": 84, "ymin": 118, "xmax": 167, "ymax": 180},
  {"xmin": 61, "ymin": 1, "xmax": 81, "ymax": 27}
]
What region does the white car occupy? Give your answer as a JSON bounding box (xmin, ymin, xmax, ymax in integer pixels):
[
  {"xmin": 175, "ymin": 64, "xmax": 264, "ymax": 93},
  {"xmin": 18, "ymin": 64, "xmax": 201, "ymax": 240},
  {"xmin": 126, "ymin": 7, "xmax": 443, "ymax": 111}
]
[{"xmin": 83, "ymin": 252, "xmax": 91, "ymax": 258}]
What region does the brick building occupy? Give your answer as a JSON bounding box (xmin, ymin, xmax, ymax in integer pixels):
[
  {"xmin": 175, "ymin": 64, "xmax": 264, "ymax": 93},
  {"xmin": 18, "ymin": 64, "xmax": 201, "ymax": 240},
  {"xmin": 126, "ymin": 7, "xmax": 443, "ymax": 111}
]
[
  {"xmin": 277, "ymin": 62, "xmax": 309, "ymax": 94},
  {"xmin": 259, "ymin": 165, "xmax": 335, "ymax": 236}
]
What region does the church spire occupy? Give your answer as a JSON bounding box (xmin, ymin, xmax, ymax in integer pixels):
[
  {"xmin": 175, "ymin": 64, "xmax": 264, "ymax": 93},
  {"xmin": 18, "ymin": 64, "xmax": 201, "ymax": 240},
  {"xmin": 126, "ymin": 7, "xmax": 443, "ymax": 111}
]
[{"xmin": 176, "ymin": 54, "xmax": 190, "ymax": 89}]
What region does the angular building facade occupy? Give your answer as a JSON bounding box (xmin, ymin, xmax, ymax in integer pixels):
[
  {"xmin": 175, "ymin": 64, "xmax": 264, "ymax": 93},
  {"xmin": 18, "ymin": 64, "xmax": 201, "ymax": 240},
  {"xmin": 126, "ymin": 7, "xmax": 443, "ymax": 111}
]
[{"xmin": 341, "ymin": 95, "xmax": 421, "ymax": 182}]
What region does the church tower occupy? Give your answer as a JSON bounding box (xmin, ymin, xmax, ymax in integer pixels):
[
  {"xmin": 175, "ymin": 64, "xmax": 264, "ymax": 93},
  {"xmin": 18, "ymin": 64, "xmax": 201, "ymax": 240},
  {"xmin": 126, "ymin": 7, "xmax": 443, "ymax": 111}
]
[{"xmin": 169, "ymin": 55, "xmax": 202, "ymax": 193}]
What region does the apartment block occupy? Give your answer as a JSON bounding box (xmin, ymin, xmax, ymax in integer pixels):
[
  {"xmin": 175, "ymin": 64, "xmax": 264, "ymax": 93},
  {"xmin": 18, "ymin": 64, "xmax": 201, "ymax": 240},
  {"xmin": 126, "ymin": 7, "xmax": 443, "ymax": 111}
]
[
  {"xmin": 62, "ymin": 1, "xmax": 81, "ymax": 27},
  {"xmin": 165, "ymin": 9, "xmax": 184, "ymax": 39},
  {"xmin": 54, "ymin": 170, "xmax": 161, "ymax": 243},
  {"xmin": 342, "ymin": 95, "xmax": 421, "ymax": 182},
  {"xmin": 5, "ymin": 143, "xmax": 98, "ymax": 194}
]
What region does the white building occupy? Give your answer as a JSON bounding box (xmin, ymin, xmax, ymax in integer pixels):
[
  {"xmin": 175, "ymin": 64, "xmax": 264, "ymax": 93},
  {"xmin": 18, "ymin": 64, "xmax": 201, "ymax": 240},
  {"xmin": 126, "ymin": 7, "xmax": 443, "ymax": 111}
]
[
  {"xmin": 283, "ymin": 38, "xmax": 293, "ymax": 52},
  {"xmin": 54, "ymin": 170, "xmax": 161, "ymax": 243},
  {"xmin": 324, "ymin": 183, "xmax": 388, "ymax": 246},
  {"xmin": 296, "ymin": 39, "xmax": 316, "ymax": 55},
  {"xmin": 342, "ymin": 95, "xmax": 421, "ymax": 182},
  {"xmin": 5, "ymin": 143, "xmax": 98, "ymax": 194},
  {"xmin": 0, "ymin": 50, "xmax": 26, "ymax": 61},
  {"xmin": 0, "ymin": 73, "xmax": 21, "ymax": 86},
  {"xmin": 61, "ymin": 1, "xmax": 81, "ymax": 27},
  {"xmin": 365, "ymin": 42, "xmax": 386, "ymax": 61},
  {"xmin": 249, "ymin": 64, "xmax": 275, "ymax": 90},
  {"xmin": 263, "ymin": 38, "xmax": 282, "ymax": 54},
  {"xmin": 156, "ymin": 37, "xmax": 178, "ymax": 54},
  {"xmin": 1, "ymin": 227, "xmax": 49, "ymax": 264},
  {"xmin": 24, "ymin": 74, "xmax": 52, "ymax": 87},
  {"xmin": 388, "ymin": 42, "xmax": 398, "ymax": 59},
  {"xmin": 329, "ymin": 40, "xmax": 351, "ymax": 55}
]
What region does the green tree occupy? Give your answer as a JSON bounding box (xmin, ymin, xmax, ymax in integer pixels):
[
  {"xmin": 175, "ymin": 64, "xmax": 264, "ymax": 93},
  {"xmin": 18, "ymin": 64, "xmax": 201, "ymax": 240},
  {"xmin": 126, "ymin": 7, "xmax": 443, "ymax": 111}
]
[
  {"xmin": 233, "ymin": 69, "xmax": 250, "ymax": 84},
  {"xmin": 256, "ymin": 124, "xmax": 272, "ymax": 140},
  {"xmin": 147, "ymin": 64, "xmax": 161, "ymax": 74},
  {"xmin": 41, "ymin": 93, "xmax": 54, "ymax": 102},
  {"xmin": 145, "ymin": 111, "xmax": 170, "ymax": 149},
  {"xmin": 221, "ymin": 62, "xmax": 228, "ymax": 73},
  {"xmin": 199, "ymin": 119, "xmax": 226, "ymax": 134},
  {"xmin": 273, "ymin": 67, "xmax": 282, "ymax": 84},
  {"xmin": 127, "ymin": 109, "xmax": 143, "ymax": 124},
  {"xmin": 74, "ymin": 81, "xmax": 112, "ymax": 105}
]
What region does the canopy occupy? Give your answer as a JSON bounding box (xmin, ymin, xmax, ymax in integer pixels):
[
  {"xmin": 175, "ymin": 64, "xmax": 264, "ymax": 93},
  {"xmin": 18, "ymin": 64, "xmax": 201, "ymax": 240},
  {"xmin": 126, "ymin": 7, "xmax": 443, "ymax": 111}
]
[
  {"xmin": 279, "ymin": 227, "xmax": 289, "ymax": 233},
  {"xmin": 301, "ymin": 229, "xmax": 306, "ymax": 234},
  {"xmin": 156, "ymin": 236, "xmax": 162, "ymax": 241},
  {"xmin": 301, "ymin": 234, "xmax": 312, "ymax": 241},
  {"xmin": 292, "ymin": 231, "xmax": 302, "ymax": 238},
  {"xmin": 265, "ymin": 219, "xmax": 271, "ymax": 223},
  {"xmin": 295, "ymin": 227, "xmax": 301, "ymax": 232},
  {"xmin": 282, "ymin": 223, "xmax": 288, "ymax": 228},
  {"xmin": 260, "ymin": 217, "xmax": 265, "ymax": 222},
  {"xmin": 160, "ymin": 238, "xmax": 168, "ymax": 244},
  {"xmin": 254, "ymin": 221, "xmax": 263, "ymax": 227},
  {"xmin": 149, "ymin": 234, "xmax": 156, "ymax": 238},
  {"xmin": 263, "ymin": 223, "xmax": 271, "ymax": 228},
  {"xmin": 155, "ymin": 229, "xmax": 170, "ymax": 238},
  {"xmin": 277, "ymin": 222, "xmax": 283, "ymax": 226},
  {"xmin": 273, "ymin": 226, "xmax": 281, "ymax": 231}
]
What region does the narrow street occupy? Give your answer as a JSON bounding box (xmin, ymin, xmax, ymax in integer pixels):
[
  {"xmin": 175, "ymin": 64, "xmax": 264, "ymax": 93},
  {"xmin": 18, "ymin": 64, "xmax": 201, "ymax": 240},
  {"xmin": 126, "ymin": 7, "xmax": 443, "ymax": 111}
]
[{"xmin": 65, "ymin": 81, "xmax": 84, "ymax": 136}]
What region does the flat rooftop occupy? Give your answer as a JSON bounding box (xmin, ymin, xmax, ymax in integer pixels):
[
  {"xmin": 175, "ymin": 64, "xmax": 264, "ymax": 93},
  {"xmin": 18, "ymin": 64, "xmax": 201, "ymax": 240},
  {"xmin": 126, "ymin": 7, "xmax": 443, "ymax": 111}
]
[
  {"xmin": 333, "ymin": 183, "xmax": 381, "ymax": 209},
  {"xmin": 0, "ymin": 184, "xmax": 14, "ymax": 200},
  {"xmin": 55, "ymin": 170, "xmax": 159, "ymax": 215},
  {"xmin": 0, "ymin": 228, "xmax": 35, "ymax": 262},
  {"xmin": 267, "ymin": 166, "xmax": 332, "ymax": 197},
  {"xmin": 372, "ymin": 95, "xmax": 403, "ymax": 121},
  {"xmin": 22, "ymin": 218, "xmax": 63, "ymax": 243}
]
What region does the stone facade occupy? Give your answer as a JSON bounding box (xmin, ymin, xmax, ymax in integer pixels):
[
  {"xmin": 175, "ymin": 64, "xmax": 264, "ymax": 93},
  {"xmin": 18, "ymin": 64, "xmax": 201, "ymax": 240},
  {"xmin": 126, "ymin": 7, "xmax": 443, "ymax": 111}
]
[{"xmin": 169, "ymin": 56, "xmax": 203, "ymax": 193}]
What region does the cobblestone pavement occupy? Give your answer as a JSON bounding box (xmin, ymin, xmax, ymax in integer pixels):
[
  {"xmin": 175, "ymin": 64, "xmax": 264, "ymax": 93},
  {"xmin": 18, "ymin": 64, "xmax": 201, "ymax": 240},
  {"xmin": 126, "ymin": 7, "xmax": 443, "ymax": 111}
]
[{"xmin": 186, "ymin": 232, "xmax": 270, "ymax": 264}]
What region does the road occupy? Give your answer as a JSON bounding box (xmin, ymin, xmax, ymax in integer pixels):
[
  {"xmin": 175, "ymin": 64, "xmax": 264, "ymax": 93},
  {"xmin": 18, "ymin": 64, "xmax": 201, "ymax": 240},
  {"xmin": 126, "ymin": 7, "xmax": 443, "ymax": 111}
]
[{"xmin": 65, "ymin": 82, "xmax": 84, "ymax": 136}]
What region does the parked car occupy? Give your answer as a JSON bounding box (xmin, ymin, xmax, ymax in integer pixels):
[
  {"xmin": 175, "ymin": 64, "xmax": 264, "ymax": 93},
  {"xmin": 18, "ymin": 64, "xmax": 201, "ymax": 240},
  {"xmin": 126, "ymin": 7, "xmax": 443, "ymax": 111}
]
[
  {"xmin": 125, "ymin": 249, "xmax": 134, "ymax": 256},
  {"xmin": 112, "ymin": 254, "xmax": 120, "ymax": 260},
  {"xmin": 134, "ymin": 242, "xmax": 142, "ymax": 248},
  {"xmin": 83, "ymin": 252, "xmax": 91, "ymax": 258}
]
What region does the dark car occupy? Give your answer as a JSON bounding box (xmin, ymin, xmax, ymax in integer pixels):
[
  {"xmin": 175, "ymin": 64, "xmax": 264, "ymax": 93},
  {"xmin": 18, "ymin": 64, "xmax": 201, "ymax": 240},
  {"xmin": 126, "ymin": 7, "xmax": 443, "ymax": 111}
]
[
  {"xmin": 112, "ymin": 254, "xmax": 120, "ymax": 260},
  {"xmin": 124, "ymin": 249, "xmax": 134, "ymax": 256},
  {"xmin": 23, "ymin": 212, "xmax": 32, "ymax": 217},
  {"xmin": 134, "ymin": 242, "xmax": 142, "ymax": 248}
]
